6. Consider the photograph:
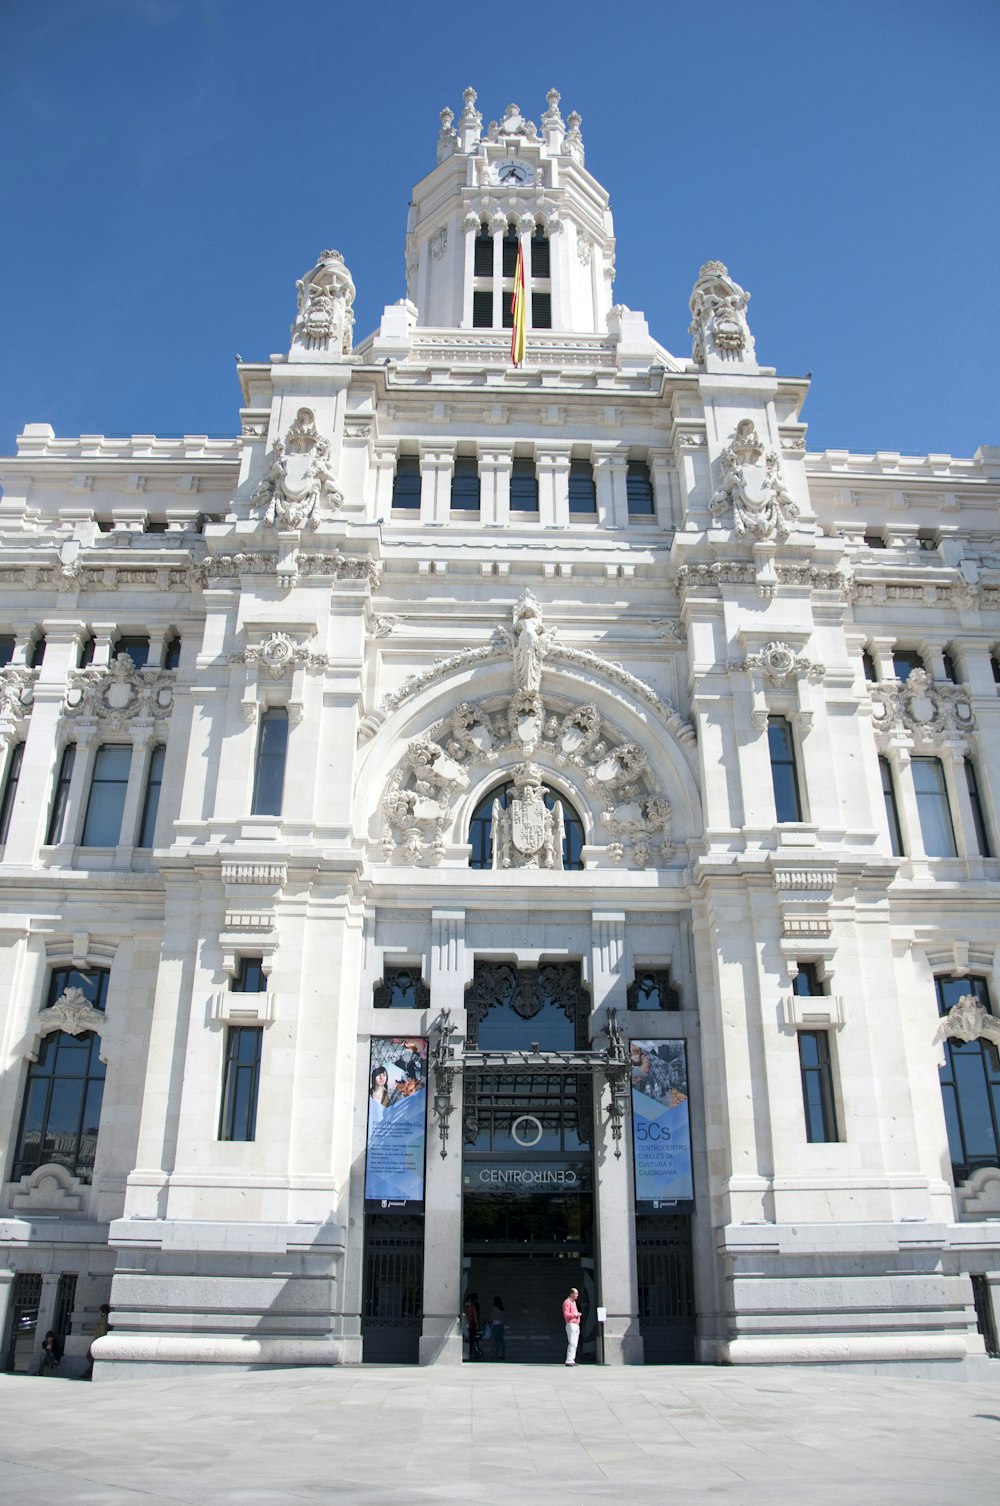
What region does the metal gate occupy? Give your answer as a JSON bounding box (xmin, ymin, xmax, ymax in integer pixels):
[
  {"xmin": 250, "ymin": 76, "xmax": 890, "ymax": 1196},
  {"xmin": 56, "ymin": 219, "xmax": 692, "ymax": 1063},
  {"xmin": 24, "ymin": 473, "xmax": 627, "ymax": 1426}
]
[
  {"xmin": 4, "ymin": 1272, "xmax": 43, "ymax": 1372},
  {"xmin": 636, "ymin": 1214, "xmax": 696, "ymax": 1363},
  {"xmin": 361, "ymin": 1213, "xmax": 424, "ymax": 1363},
  {"xmin": 971, "ymin": 1273, "xmax": 999, "ymax": 1358}
]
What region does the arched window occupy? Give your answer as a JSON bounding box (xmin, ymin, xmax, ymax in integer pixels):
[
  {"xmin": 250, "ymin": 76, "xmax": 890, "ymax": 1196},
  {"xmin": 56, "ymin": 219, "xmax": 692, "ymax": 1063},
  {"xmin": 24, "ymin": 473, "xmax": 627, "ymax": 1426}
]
[
  {"xmin": 13, "ymin": 967, "xmax": 109, "ymax": 1184},
  {"xmin": 468, "ymin": 780, "xmax": 584, "ymax": 870},
  {"xmin": 937, "ymin": 975, "xmax": 1000, "ymax": 1183}
]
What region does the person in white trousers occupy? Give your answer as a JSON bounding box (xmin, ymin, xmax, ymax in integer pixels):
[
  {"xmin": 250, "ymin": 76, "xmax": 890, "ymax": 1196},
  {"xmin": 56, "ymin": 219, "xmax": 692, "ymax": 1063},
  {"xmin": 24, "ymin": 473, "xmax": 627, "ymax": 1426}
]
[{"xmin": 562, "ymin": 1287, "xmax": 581, "ymax": 1365}]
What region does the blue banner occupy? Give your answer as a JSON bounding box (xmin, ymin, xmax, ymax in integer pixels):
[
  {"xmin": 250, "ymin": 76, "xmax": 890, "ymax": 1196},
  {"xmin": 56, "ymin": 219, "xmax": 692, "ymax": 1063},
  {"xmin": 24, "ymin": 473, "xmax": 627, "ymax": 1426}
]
[
  {"xmin": 630, "ymin": 1039, "xmax": 693, "ymax": 1210},
  {"xmin": 364, "ymin": 1036, "xmax": 428, "ymax": 1210}
]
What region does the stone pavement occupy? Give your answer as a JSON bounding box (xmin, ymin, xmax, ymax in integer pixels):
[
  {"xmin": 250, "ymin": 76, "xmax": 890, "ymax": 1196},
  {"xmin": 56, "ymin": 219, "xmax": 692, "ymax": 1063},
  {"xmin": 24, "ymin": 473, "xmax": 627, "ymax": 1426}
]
[{"xmin": 1, "ymin": 1362, "xmax": 998, "ymax": 1506}]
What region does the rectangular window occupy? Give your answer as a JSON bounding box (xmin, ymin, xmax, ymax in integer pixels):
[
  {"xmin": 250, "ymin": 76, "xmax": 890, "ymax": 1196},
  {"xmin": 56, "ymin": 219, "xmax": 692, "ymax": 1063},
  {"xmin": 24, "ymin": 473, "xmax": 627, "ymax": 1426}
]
[
  {"xmin": 450, "ymin": 456, "xmax": 480, "ymax": 512},
  {"xmin": 568, "ymin": 461, "xmax": 597, "ymax": 515},
  {"xmin": 626, "ymin": 460, "xmax": 655, "ymax": 518},
  {"xmin": 509, "ymin": 458, "xmax": 538, "ymax": 512},
  {"xmin": 767, "ymin": 716, "xmax": 802, "ymax": 823},
  {"xmin": 81, "ymin": 745, "xmax": 132, "ymax": 847},
  {"xmin": 936, "ymin": 975, "xmax": 1000, "ymax": 1183},
  {"xmin": 115, "ymin": 636, "xmax": 149, "ymax": 669},
  {"xmin": 219, "ymin": 1026, "xmax": 263, "ymax": 1142},
  {"xmin": 942, "ymin": 650, "xmax": 959, "ymax": 683},
  {"xmin": 251, "ymin": 708, "xmax": 288, "ymax": 816},
  {"xmin": 861, "ymin": 650, "xmax": 877, "ymax": 683},
  {"xmin": 530, "ymin": 232, "xmax": 550, "ymax": 278},
  {"xmin": 912, "ymin": 756, "xmax": 957, "ymax": 856},
  {"xmin": 77, "ymin": 634, "xmax": 95, "ymax": 668},
  {"xmin": 46, "ymin": 745, "xmax": 76, "ymax": 844},
  {"xmin": 965, "ymin": 759, "xmax": 992, "ymax": 857},
  {"xmin": 501, "ymin": 230, "xmax": 519, "ymax": 278},
  {"xmin": 472, "ymin": 290, "xmax": 493, "ymax": 328},
  {"xmin": 792, "ymin": 962, "xmax": 821, "ymax": 997},
  {"xmin": 28, "ymin": 635, "xmax": 46, "ymax": 669},
  {"xmin": 391, "ymin": 456, "xmax": 421, "ymax": 510},
  {"xmin": 473, "ymin": 229, "xmax": 493, "ymax": 277},
  {"xmin": 137, "ymin": 744, "xmax": 166, "ymax": 848},
  {"xmin": 162, "ymin": 633, "xmax": 182, "ymax": 670},
  {"xmin": 531, "ymin": 292, "xmax": 552, "ymax": 329},
  {"xmin": 233, "ymin": 956, "xmax": 267, "ymax": 993},
  {"xmin": 798, "ymin": 1031, "xmax": 839, "ymax": 1142},
  {"xmin": 878, "ymin": 756, "xmax": 904, "ymax": 856},
  {"xmin": 0, "ymin": 741, "xmax": 24, "ymax": 843},
  {"xmin": 892, "ymin": 648, "xmax": 924, "ymax": 682}
]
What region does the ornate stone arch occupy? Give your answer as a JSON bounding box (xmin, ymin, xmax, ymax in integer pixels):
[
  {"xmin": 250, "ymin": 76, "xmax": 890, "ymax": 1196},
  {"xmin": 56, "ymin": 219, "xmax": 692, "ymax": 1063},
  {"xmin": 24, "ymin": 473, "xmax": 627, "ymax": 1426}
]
[{"xmin": 368, "ymin": 593, "xmax": 699, "ymax": 870}]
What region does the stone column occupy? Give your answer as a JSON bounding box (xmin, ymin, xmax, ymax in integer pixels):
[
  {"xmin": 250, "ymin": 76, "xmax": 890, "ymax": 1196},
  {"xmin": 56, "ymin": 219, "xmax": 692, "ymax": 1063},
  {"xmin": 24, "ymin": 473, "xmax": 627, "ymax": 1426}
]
[
  {"xmin": 420, "ymin": 908, "xmax": 467, "ymax": 1365},
  {"xmin": 478, "ymin": 447, "xmax": 513, "ymax": 529},
  {"xmin": 593, "ymin": 448, "xmax": 629, "ymax": 529},
  {"xmin": 589, "ymin": 911, "xmax": 643, "ymax": 1363},
  {"xmin": 115, "ymin": 726, "xmax": 154, "ymax": 857},
  {"xmin": 490, "ymin": 212, "xmax": 507, "ymax": 331},
  {"xmin": 537, "ymin": 449, "xmax": 570, "ymax": 529},
  {"xmin": 418, "ymin": 445, "xmax": 455, "ymax": 528}
]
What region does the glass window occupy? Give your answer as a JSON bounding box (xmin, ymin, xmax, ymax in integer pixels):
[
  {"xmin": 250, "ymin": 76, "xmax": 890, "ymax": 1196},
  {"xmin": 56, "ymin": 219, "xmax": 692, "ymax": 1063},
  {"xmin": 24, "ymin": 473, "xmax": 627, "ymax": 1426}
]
[
  {"xmin": 77, "ymin": 634, "xmax": 95, "ymax": 668},
  {"xmin": 137, "ymin": 745, "xmax": 165, "ymax": 848},
  {"xmin": 892, "ymin": 648, "xmax": 924, "ymax": 682},
  {"xmin": 28, "ymin": 635, "xmax": 46, "ymax": 669},
  {"xmin": 0, "ymin": 634, "xmax": 15, "ymax": 667},
  {"xmin": 912, "ymin": 757, "xmax": 957, "ymax": 857},
  {"xmin": 531, "ymin": 292, "xmax": 552, "ymax": 329},
  {"xmin": 992, "ymin": 654, "xmax": 1000, "ymax": 686},
  {"xmin": 473, "ymin": 227, "xmax": 493, "ymax": 277},
  {"xmin": 509, "ymin": 458, "xmax": 538, "ymax": 512},
  {"xmin": 767, "ymin": 716, "xmax": 802, "ymax": 823},
  {"xmin": 468, "ymin": 781, "xmax": 584, "ymax": 871},
  {"xmin": 374, "ymin": 967, "xmax": 430, "ymax": 1009},
  {"xmin": 46, "ymin": 745, "xmax": 76, "ymax": 844},
  {"xmin": 568, "ymin": 461, "xmax": 597, "ymax": 515},
  {"xmin": 450, "ymin": 456, "xmax": 480, "ymax": 512},
  {"xmin": 942, "ymin": 650, "xmax": 959, "ymax": 683},
  {"xmin": 936, "ymin": 975, "xmax": 1000, "ymax": 1183},
  {"xmin": 878, "ymin": 756, "xmax": 904, "ymax": 856},
  {"xmin": 251, "ymin": 708, "xmax": 288, "ymax": 816},
  {"xmin": 162, "ymin": 633, "xmax": 181, "ymax": 670},
  {"xmin": 861, "ymin": 650, "xmax": 877, "ymax": 683},
  {"xmin": 391, "ymin": 456, "xmax": 421, "ymax": 510},
  {"xmin": 863, "ymin": 532, "xmax": 887, "ymax": 549},
  {"xmin": 627, "ymin": 970, "xmax": 681, "ymax": 1011},
  {"xmin": 626, "ymin": 461, "xmax": 655, "ymax": 517},
  {"xmin": 501, "ymin": 228, "xmax": 519, "ymax": 279},
  {"xmin": 12, "ymin": 967, "xmax": 109, "ymax": 1184},
  {"xmin": 529, "ymin": 231, "xmax": 550, "ymax": 278},
  {"xmin": 792, "ymin": 963, "xmax": 821, "ymax": 996},
  {"xmin": 917, "ymin": 530, "xmax": 938, "ymax": 551},
  {"xmin": 219, "ymin": 1027, "xmax": 263, "ymax": 1142},
  {"xmin": 965, "ymin": 759, "xmax": 992, "ymax": 858},
  {"xmin": 81, "ymin": 745, "xmax": 132, "ymax": 847},
  {"xmin": 798, "ymin": 1031, "xmax": 839, "ymax": 1142},
  {"xmin": 115, "ymin": 636, "xmax": 149, "ymax": 669},
  {"xmin": 233, "ymin": 956, "xmax": 267, "ymax": 994},
  {"xmin": 472, "ymin": 290, "xmax": 493, "ymax": 329},
  {"xmin": 0, "ymin": 741, "xmax": 24, "ymax": 843}
]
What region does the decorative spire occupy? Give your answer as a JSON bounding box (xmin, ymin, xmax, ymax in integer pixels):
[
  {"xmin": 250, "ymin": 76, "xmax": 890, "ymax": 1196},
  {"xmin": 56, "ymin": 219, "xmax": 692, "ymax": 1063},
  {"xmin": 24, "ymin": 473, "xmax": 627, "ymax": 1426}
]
[
  {"xmin": 564, "ymin": 110, "xmax": 584, "ymax": 165},
  {"xmin": 437, "ymin": 106, "xmax": 457, "ymax": 163},
  {"xmin": 541, "ymin": 88, "xmax": 565, "ymax": 151},
  {"xmin": 458, "ymin": 86, "xmax": 482, "ymax": 152}
]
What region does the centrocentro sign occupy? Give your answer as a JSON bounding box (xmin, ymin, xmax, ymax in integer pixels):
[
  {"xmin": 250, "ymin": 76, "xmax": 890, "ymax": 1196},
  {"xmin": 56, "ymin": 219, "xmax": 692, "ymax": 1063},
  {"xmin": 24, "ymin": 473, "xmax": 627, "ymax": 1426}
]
[{"xmin": 464, "ymin": 1161, "xmax": 592, "ymax": 1193}]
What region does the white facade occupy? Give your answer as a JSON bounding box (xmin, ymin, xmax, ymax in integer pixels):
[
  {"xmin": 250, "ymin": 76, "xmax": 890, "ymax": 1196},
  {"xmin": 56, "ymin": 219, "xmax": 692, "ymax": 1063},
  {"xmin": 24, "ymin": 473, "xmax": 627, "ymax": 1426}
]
[{"xmin": 1, "ymin": 88, "xmax": 1000, "ymax": 1378}]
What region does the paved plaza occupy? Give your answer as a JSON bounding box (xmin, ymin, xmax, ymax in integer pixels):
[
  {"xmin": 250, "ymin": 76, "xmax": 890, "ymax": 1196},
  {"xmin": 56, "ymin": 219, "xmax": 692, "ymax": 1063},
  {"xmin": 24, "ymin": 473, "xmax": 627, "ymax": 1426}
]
[{"xmin": 1, "ymin": 1362, "xmax": 998, "ymax": 1505}]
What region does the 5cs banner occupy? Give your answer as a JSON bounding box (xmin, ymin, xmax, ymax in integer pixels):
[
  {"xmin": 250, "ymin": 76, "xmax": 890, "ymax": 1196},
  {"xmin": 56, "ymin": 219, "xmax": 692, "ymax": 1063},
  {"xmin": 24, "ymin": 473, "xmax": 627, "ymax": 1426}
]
[
  {"xmin": 629, "ymin": 1039, "xmax": 694, "ymax": 1211},
  {"xmin": 364, "ymin": 1036, "xmax": 429, "ymax": 1211}
]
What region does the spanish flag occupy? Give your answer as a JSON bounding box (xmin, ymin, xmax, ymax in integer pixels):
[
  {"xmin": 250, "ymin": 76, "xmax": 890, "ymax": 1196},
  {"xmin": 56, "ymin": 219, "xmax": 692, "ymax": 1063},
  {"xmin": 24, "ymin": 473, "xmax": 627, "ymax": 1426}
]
[{"xmin": 510, "ymin": 242, "xmax": 527, "ymax": 367}]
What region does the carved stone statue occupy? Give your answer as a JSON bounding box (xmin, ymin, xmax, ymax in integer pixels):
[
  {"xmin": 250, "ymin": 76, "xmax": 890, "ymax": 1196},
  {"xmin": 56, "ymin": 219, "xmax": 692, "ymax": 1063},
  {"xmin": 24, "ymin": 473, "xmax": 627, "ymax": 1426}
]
[
  {"xmin": 293, "ymin": 249, "xmax": 356, "ymax": 354},
  {"xmin": 710, "ymin": 419, "xmax": 799, "ymax": 542},
  {"xmin": 937, "ymin": 994, "xmax": 1000, "ymax": 1049},
  {"xmin": 250, "ymin": 410, "xmax": 343, "ymax": 531},
  {"xmin": 491, "ymin": 763, "xmax": 564, "ymax": 871},
  {"xmin": 689, "ymin": 261, "xmax": 755, "ymax": 366},
  {"xmin": 506, "ymin": 590, "xmax": 555, "ymax": 692}
]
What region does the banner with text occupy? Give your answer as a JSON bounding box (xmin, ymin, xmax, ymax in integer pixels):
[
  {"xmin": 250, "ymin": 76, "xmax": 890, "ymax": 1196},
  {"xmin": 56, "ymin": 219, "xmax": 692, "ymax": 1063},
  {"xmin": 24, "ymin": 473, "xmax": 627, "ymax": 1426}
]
[
  {"xmin": 364, "ymin": 1036, "xmax": 428, "ymax": 1211},
  {"xmin": 629, "ymin": 1039, "xmax": 694, "ymax": 1210}
]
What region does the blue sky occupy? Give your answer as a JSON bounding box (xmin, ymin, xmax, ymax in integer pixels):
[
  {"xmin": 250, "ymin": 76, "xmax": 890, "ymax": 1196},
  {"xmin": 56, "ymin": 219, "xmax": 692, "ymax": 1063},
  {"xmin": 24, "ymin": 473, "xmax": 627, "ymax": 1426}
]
[{"xmin": 2, "ymin": 0, "xmax": 997, "ymax": 457}]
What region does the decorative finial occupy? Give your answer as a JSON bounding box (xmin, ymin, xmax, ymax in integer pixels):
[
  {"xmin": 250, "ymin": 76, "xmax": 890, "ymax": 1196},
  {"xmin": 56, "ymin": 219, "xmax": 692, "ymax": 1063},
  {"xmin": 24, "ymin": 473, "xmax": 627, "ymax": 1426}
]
[{"xmin": 564, "ymin": 111, "xmax": 584, "ymax": 164}]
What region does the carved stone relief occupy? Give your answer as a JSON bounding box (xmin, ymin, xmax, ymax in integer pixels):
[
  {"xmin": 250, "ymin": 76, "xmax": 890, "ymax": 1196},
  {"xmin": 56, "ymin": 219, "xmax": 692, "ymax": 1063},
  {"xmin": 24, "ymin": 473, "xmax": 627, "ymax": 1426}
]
[
  {"xmin": 869, "ymin": 669, "xmax": 975, "ymax": 745},
  {"xmin": 250, "ymin": 409, "xmax": 343, "ymax": 532},
  {"xmin": 734, "ymin": 641, "xmax": 826, "ymax": 688},
  {"xmin": 29, "ymin": 987, "xmax": 107, "ymax": 1063},
  {"xmin": 937, "ymin": 994, "xmax": 1000, "ymax": 1050},
  {"xmin": 0, "ymin": 665, "xmax": 37, "ymax": 721},
  {"xmin": 379, "ymin": 598, "xmax": 676, "ymax": 870},
  {"xmin": 710, "ymin": 420, "xmax": 799, "ymax": 542},
  {"xmin": 64, "ymin": 655, "xmax": 174, "ymax": 728},
  {"xmin": 229, "ymin": 632, "xmax": 329, "ymax": 678},
  {"xmin": 292, "ymin": 248, "xmax": 355, "ymax": 353},
  {"xmin": 688, "ymin": 260, "xmax": 755, "ymax": 365}
]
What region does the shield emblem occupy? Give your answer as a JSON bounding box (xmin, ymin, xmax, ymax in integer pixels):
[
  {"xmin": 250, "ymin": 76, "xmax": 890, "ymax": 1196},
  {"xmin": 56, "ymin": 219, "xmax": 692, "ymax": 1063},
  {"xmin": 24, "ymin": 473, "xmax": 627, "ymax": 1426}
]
[
  {"xmin": 511, "ymin": 792, "xmax": 545, "ymax": 855},
  {"xmin": 282, "ymin": 452, "xmax": 315, "ymax": 499},
  {"xmin": 738, "ymin": 461, "xmax": 771, "ymax": 508}
]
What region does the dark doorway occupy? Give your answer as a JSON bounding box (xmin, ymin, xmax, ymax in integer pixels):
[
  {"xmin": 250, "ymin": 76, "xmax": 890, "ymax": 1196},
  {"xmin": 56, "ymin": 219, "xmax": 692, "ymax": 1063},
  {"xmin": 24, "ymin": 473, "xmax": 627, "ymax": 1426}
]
[
  {"xmin": 4, "ymin": 1272, "xmax": 42, "ymax": 1372},
  {"xmin": 361, "ymin": 1213, "xmax": 424, "ymax": 1363},
  {"xmin": 636, "ymin": 1213, "xmax": 696, "ymax": 1362}
]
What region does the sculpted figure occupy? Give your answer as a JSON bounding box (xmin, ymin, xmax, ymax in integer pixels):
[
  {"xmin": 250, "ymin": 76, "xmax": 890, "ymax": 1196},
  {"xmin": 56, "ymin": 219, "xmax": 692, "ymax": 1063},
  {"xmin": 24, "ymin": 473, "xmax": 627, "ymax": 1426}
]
[{"xmin": 294, "ymin": 249, "xmax": 356, "ymax": 354}]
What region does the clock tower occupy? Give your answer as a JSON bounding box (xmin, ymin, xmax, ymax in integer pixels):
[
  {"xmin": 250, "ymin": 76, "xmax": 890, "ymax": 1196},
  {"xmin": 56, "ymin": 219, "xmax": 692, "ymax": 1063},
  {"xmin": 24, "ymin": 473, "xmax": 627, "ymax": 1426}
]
[{"xmin": 395, "ymin": 90, "xmax": 623, "ymax": 339}]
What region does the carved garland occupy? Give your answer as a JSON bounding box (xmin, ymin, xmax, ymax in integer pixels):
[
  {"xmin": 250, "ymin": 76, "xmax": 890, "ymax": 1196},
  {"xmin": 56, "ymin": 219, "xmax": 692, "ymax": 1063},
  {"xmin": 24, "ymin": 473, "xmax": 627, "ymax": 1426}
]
[
  {"xmin": 64, "ymin": 655, "xmax": 175, "ymax": 728},
  {"xmin": 869, "ymin": 669, "xmax": 975, "ymax": 747}
]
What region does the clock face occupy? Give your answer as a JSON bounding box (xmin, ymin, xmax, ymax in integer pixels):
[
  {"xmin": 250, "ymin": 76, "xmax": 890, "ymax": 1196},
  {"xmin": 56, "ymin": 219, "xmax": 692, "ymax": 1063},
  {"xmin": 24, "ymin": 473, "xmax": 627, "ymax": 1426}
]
[{"xmin": 494, "ymin": 159, "xmax": 533, "ymax": 186}]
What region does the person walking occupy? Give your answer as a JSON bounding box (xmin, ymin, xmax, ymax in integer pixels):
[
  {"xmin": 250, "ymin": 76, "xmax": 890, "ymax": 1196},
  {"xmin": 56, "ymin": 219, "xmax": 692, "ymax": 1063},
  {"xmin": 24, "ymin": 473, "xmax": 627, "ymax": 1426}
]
[
  {"xmin": 489, "ymin": 1295, "xmax": 506, "ymax": 1360},
  {"xmin": 562, "ymin": 1286, "xmax": 581, "ymax": 1366},
  {"xmin": 464, "ymin": 1291, "xmax": 482, "ymax": 1361}
]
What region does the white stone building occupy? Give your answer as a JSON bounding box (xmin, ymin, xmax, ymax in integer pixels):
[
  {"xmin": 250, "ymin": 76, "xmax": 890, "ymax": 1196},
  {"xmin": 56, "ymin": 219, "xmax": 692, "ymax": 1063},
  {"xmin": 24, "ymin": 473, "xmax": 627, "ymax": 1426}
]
[{"xmin": 1, "ymin": 89, "xmax": 999, "ymax": 1377}]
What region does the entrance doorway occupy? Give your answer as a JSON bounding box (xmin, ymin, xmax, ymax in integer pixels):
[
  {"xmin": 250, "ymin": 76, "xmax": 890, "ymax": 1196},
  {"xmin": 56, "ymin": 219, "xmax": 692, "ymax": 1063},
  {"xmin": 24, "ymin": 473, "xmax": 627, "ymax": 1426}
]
[{"xmin": 460, "ymin": 962, "xmax": 598, "ymax": 1363}]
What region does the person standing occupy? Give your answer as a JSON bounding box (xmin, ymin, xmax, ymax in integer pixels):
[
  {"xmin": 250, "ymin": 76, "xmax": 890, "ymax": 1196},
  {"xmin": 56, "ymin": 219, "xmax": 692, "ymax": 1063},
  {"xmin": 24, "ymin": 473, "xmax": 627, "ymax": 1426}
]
[
  {"xmin": 489, "ymin": 1295, "xmax": 506, "ymax": 1360},
  {"xmin": 562, "ymin": 1286, "xmax": 581, "ymax": 1366},
  {"xmin": 464, "ymin": 1291, "xmax": 482, "ymax": 1361}
]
